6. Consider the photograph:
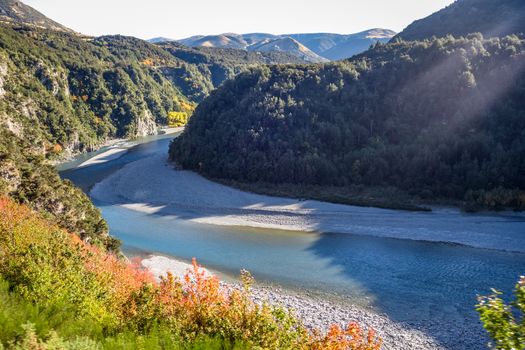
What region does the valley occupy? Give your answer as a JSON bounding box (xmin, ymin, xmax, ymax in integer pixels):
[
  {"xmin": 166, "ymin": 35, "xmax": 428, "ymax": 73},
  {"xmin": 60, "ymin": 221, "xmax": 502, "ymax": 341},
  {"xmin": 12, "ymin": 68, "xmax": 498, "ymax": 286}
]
[{"xmin": 1, "ymin": 0, "xmax": 524, "ymax": 349}]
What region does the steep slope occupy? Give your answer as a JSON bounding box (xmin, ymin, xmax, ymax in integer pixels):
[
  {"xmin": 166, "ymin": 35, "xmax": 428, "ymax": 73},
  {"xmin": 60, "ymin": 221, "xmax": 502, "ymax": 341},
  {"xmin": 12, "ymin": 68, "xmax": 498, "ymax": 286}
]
[
  {"xmin": 0, "ymin": 25, "xmax": 196, "ymax": 155},
  {"xmin": 248, "ymin": 37, "xmax": 328, "ymax": 63},
  {"xmin": 0, "ymin": 24, "xmax": 189, "ymax": 249},
  {"xmin": 0, "ymin": 0, "xmax": 72, "ymax": 32},
  {"xmin": 158, "ymin": 42, "xmax": 306, "ymax": 101},
  {"xmin": 0, "ymin": 127, "xmax": 117, "ymax": 250},
  {"xmin": 395, "ymin": 0, "xmax": 525, "ymax": 41},
  {"xmin": 170, "ymin": 35, "xmax": 525, "ymax": 210}
]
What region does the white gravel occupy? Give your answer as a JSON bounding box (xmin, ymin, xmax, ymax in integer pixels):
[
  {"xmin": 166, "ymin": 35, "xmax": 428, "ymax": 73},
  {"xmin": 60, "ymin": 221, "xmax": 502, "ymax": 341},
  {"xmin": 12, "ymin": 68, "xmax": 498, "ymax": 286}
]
[
  {"xmin": 92, "ymin": 154, "xmax": 525, "ymax": 253},
  {"xmin": 78, "ymin": 148, "xmax": 128, "ymax": 167},
  {"xmin": 141, "ymin": 255, "xmax": 213, "ymax": 278}
]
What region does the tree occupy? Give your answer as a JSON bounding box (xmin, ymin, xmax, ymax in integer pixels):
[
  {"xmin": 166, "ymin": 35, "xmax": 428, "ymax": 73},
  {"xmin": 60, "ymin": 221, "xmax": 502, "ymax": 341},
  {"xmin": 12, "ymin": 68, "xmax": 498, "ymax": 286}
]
[{"xmin": 168, "ymin": 111, "xmax": 189, "ymax": 127}]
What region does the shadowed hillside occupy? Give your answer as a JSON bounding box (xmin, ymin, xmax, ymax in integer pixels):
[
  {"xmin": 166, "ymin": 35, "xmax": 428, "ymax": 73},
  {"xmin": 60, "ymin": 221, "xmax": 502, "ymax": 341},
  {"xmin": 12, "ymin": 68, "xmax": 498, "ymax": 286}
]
[{"xmin": 395, "ymin": 0, "xmax": 525, "ymax": 41}]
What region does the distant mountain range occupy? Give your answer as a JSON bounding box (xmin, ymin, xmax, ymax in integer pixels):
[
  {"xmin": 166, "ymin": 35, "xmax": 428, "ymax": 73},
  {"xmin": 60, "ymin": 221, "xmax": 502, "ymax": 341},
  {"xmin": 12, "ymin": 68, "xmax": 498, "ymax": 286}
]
[
  {"xmin": 0, "ymin": 0, "xmax": 72, "ymax": 32},
  {"xmin": 395, "ymin": 0, "xmax": 525, "ymax": 41},
  {"xmin": 0, "ymin": 0, "xmax": 395, "ymax": 62},
  {"xmin": 150, "ymin": 29, "xmax": 397, "ymax": 62}
]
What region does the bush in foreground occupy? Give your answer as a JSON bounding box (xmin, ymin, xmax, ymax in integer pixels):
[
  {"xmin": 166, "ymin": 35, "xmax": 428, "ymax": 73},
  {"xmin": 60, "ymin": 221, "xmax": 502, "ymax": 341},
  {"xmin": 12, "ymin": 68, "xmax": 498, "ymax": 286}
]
[
  {"xmin": 477, "ymin": 276, "xmax": 525, "ymax": 350},
  {"xmin": 0, "ymin": 197, "xmax": 382, "ymax": 349}
]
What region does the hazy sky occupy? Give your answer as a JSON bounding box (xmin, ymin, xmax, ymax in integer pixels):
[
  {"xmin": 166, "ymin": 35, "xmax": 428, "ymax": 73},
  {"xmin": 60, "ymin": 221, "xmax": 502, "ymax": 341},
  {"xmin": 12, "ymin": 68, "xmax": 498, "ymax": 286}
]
[{"xmin": 24, "ymin": 0, "xmax": 455, "ymax": 39}]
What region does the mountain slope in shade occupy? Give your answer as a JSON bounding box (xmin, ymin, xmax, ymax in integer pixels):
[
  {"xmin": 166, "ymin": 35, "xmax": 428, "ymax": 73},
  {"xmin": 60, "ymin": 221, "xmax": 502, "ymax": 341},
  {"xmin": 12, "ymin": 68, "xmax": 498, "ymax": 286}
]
[
  {"xmin": 395, "ymin": 0, "xmax": 525, "ymax": 41},
  {"xmin": 0, "ymin": 0, "xmax": 72, "ymax": 32},
  {"xmin": 248, "ymin": 37, "xmax": 328, "ymax": 63},
  {"xmin": 175, "ymin": 29, "xmax": 396, "ymax": 61},
  {"xmin": 287, "ymin": 29, "xmax": 396, "ymax": 60}
]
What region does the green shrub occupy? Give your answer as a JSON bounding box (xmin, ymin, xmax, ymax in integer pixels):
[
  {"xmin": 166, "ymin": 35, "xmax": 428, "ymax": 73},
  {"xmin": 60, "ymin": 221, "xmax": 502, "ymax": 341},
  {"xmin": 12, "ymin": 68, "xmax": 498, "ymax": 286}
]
[{"xmin": 477, "ymin": 276, "xmax": 525, "ymax": 349}]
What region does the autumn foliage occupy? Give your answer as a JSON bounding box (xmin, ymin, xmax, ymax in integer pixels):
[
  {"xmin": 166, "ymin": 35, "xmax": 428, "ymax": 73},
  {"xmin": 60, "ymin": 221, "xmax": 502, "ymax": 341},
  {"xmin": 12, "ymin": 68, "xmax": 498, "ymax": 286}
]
[
  {"xmin": 0, "ymin": 197, "xmax": 381, "ymax": 349},
  {"xmin": 167, "ymin": 111, "xmax": 190, "ymax": 127}
]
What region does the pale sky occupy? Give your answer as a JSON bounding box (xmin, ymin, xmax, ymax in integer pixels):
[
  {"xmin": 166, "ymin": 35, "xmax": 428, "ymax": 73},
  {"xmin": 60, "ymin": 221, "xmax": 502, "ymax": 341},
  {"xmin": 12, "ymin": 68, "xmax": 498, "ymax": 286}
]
[{"xmin": 24, "ymin": 0, "xmax": 456, "ymax": 40}]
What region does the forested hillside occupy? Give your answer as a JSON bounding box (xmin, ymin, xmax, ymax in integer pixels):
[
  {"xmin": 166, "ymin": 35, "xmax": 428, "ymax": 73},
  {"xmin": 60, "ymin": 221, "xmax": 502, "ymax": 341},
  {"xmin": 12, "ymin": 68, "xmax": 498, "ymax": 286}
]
[
  {"xmin": 395, "ymin": 0, "xmax": 525, "ymax": 41},
  {"xmin": 0, "ymin": 25, "xmax": 193, "ymax": 154},
  {"xmin": 171, "ymin": 35, "xmax": 525, "ymax": 209},
  {"xmin": 159, "ymin": 42, "xmax": 305, "ymax": 101},
  {"xmin": 0, "ymin": 20, "xmax": 306, "ymax": 244},
  {"xmin": 0, "ymin": 24, "xmax": 304, "ymax": 157},
  {"xmin": 0, "ymin": 24, "xmax": 192, "ymax": 247}
]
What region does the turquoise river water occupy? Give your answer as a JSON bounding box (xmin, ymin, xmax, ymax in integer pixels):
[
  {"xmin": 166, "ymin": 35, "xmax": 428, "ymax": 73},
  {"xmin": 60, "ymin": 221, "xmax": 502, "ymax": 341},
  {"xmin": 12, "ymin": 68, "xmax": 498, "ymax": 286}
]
[{"xmin": 60, "ymin": 133, "xmax": 525, "ymax": 349}]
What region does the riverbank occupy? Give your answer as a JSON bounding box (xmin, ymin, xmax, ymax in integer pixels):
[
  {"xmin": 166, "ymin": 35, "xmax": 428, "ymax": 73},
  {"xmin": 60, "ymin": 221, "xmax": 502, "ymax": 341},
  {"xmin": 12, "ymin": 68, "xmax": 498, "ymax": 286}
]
[
  {"xmin": 78, "ymin": 127, "xmax": 184, "ymax": 168},
  {"xmin": 215, "ymin": 179, "xmax": 432, "ymax": 212},
  {"xmin": 91, "ymin": 153, "xmax": 525, "ymax": 253},
  {"xmin": 140, "ymin": 255, "xmax": 482, "ymax": 350},
  {"xmin": 56, "ymin": 127, "xmax": 184, "ymax": 171}
]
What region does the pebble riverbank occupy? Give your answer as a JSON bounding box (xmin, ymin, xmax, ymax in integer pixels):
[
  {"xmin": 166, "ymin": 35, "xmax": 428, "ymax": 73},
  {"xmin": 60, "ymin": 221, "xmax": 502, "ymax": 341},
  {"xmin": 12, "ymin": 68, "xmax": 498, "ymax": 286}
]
[
  {"xmin": 227, "ymin": 283, "xmax": 487, "ymax": 350},
  {"xmin": 141, "ymin": 255, "xmax": 488, "ymax": 350}
]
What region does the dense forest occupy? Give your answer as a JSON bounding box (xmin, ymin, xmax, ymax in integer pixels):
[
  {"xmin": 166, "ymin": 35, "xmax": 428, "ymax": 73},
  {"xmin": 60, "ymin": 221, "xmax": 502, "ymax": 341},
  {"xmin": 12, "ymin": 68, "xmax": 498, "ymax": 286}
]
[
  {"xmin": 0, "ymin": 23, "xmax": 303, "ymax": 157},
  {"xmin": 0, "ymin": 24, "xmax": 185, "ymax": 248},
  {"xmin": 0, "ymin": 25, "xmax": 189, "ymax": 154},
  {"xmin": 395, "ymin": 0, "xmax": 525, "ymax": 41},
  {"xmin": 171, "ymin": 34, "xmax": 525, "ymax": 209}
]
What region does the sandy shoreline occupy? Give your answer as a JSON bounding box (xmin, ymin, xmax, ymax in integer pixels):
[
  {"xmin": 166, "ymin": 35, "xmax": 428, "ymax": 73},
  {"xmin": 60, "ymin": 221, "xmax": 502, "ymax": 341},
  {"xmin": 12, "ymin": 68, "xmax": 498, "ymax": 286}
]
[
  {"xmin": 78, "ymin": 147, "xmax": 128, "ymax": 167},
  {"xmin": 77, "ymin": 127, "xmax": 185, "ymax": 168},
  {"xmin": 91, "ymin": 153, "xmax": 525, "ymax": 253},
  {"xmin": 140, "ymin": 254, "xmax": 480, "ymax": 350}
]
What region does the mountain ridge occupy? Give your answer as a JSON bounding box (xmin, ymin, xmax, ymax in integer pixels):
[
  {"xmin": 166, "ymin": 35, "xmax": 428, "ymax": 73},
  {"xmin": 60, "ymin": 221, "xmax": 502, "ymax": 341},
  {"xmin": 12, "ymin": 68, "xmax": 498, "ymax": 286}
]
[
  {"xmin": 0, "ymin": 0, "xmax": 73, "ymax": 32},
  {"xmin": 248, "ymin": 37, "xmax": 328, "ymax": 63},
  {"xmin": 395, "ymin": 0, "xmax": 525, "ymax": 41},
  {"xmin": 159, "ymin": 29, "xmax": 396, "ymax": 61}
]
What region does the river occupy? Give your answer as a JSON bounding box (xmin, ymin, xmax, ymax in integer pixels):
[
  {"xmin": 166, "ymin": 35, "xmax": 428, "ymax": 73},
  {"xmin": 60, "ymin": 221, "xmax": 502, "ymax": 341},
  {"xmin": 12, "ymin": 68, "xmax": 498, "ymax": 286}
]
[{"xmin": 60, "ymin": 132, "xmax": 525, "ymax": 349}]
